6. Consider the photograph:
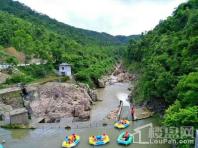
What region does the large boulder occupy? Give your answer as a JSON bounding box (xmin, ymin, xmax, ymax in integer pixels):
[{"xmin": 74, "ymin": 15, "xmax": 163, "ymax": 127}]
[
  {"xmin": 88, "ymin": 89, "xmax": 98, "ymax": 102},
  {"xmin": 30, "ymin": 82, "xmax": 92, "ymax": 121},
  {"xmin": 80, "ymin": 99, "xmax": 91, "ymax": 111},
  {"xmin": 79, "ymin": 111, "xmax": 90, "ymax": 120},
  {"xmin": 117, "ymin": 73, "xmax": 125, "ymax": 82},
  {"xmin": 98, "ymin": 79, "xmax": 105, "ymax": 88},
  {"xmin": 78, "ymin": 83, "xmax": 98, "ymax": 102},
  {"xmin": 73, "ymin": 105, "xmax": 83, "ymax": 117},
  {"xmin": 116, "ymin": 72, "xmax": 134, "ymax": 82}
]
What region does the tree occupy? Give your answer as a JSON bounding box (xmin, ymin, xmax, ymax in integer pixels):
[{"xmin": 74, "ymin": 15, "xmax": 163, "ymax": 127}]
[
  {"xmin": 6, "ymin": 57, "xmax": 18, "ymax": 65},
  {"xmin": 177, "ymin": 72, "xmax": 198, "ymax": 106},
  {"xmin": 163, "ymin": 100, "xmax": 198, "ymax": 127}
]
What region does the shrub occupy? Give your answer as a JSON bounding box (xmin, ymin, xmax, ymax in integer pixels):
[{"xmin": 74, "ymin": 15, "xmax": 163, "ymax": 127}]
[
  {"xmin": 61, "ymin": 76, "xmax": 70, "ymax": 82},
  {"xmin": 19, "ymin": 64, "xmax": 54, "ymax": 78},
  {"xmin": 5, "ymin": 74, "xmax": 33, "ymax": 84}
]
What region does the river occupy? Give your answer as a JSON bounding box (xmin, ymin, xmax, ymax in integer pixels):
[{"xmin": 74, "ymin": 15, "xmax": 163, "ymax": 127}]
[{"xmin": 0, "ymin": 82, "xmax": 171, "ymax": 148}]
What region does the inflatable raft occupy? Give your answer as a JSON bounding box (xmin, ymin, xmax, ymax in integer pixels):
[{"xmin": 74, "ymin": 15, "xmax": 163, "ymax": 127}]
[
  {"xmin": 89, "ymin": 134, "xmax": 110, "ymax": 146},
  {"xmin": 62, "ymin": 134, "xmax": 80, "ymax": 148},
  {"xmin": 114, "ymin": 120, "xmax": 130, "ymax": 129},
  {"xmin": 0, "ymin": 144, "xmax": 4, "ymax": 148},
  {"xmin": 117, "ymin": 131, "xmax": 133, "ymax": 145}
]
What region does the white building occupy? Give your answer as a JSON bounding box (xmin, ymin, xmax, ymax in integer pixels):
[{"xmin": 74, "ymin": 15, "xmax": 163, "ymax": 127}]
[{"xmin": 59, "ymin": 63, "xmax": 72, "ymax": 76}]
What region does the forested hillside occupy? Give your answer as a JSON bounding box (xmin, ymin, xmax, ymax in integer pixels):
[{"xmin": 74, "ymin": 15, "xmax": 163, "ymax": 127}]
[
  {"xmin": 0, "ymin": 0, "xmax": 139, "ymax": 87},
  {"xmin": 126, "ymin": 0, "xmax": 198, "ymax": 130}
]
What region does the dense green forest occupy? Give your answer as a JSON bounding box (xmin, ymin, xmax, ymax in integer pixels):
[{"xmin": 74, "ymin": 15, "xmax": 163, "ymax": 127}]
[
  {"xmin": 126, "ymin": 0, "xmax": 198, "ymax": 141},
  {"xmin": 0, "ymin": 0, "xmax": 138, "ymax": 87}
]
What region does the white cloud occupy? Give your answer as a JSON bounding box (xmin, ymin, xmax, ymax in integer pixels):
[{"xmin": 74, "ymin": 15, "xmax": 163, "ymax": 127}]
[{"xmin": 16, "ymin": 0, "xmax": 187, "ymax": 35}]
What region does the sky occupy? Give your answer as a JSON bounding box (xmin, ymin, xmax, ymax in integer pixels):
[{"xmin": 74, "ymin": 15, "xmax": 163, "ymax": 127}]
[{"xmin": 16, "ymin": 0, "xmax": 187, "ymax": 36}]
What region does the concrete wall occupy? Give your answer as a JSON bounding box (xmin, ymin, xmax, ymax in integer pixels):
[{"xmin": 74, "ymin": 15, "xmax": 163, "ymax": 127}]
[
  {"xmin": 0, "ymin": 90, "xmax": 23, "ymax": 108},
  {"xmin": 0, "ymin": 86, "xmax": 38, "ymax": 109},
  {"xmin": 10, "ymin": 112, "xmax": 29, "ymax": 125}
]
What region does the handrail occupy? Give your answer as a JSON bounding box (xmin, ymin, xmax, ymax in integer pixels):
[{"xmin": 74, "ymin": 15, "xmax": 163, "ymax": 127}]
[{"xmin": 117, "ymin": 101, "xmax": 123, "ymax": 121}]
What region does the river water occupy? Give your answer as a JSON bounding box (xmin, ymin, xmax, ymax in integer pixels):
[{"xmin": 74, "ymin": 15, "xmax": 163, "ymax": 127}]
[{"xmin": 0, "ymin": 82, "xmax": 171, "ymax": 148}]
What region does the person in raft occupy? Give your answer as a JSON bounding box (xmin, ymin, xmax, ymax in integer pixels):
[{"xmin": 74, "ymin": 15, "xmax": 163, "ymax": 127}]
[
  {"xmin": 123, "ymin": 131, "xmax": 129, "ymax": 141},
  {"xmin": 131, "ymin": 105, "xmax": 135, "ymax": 121},
  {"xmin": 66, "ymin": 134, "xmax": 76, "ymax": 144},
  {"xmin": 120, "ymin": 120, "xmax": 126, "ymax": 124},
  {"xmin": 72, "ymin": 134, "xmax": 76, "ymax": 141}
]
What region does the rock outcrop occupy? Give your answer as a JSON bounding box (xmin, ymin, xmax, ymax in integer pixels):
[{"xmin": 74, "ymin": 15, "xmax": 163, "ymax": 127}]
[
  {"xmin": 79, "ymin": 111, "xmax": 90, "ymax": 120},
  {"xmin": 30, "ymin": 82, "xmax": 92, "ymax": 121},
  {"xmin": 97, "ymin": 63, "xmax": 135, "ymax": 87},
  {"xmin": 87, "ymin": 89, "xmax": 97, "ymax": 102},
  {"xmin": 78, "ymin": 83, "xmax": 98, "ymax": 102},
  {"xmin": 112, "ymin": 64, "xmax": 135, "ymax": 83}
]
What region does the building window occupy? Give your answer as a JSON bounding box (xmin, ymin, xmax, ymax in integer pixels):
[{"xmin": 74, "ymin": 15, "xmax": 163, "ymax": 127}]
[{"xmin": 62, "ymin": 66, "xmax": 64, "ymax": 70}]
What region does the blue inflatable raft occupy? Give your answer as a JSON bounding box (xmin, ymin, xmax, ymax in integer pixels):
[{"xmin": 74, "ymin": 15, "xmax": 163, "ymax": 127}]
[
  {"xmin": 89, "ymin": 135, "xmax": 110, "ymax": 146},
  {"xmin": 0, "ymin": 144, "xmax": 4, "ymax": 148},
  {"xmin": 117, "ymin": 132, "xmax": 133, "ymax": 145}
]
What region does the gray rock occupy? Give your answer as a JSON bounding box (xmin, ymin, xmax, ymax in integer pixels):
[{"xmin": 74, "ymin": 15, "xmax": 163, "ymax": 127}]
[
  {"xmin": 79, "ymin": 111, "xmax": 90, "ymax": 120},
  {"xmin": 78, "ymin": 83, "xmax": 98, "ymax": 102},
  {"xmin": 88, "ymin": 89, "xmax": 98, "ymax": 102},
  {"xmin": 30, "ymin": 82, "xmax": 92, "ymax": 121},
  {"xmin": 98, "ymin": 79, "xmax": 105, "ymax": 88}
]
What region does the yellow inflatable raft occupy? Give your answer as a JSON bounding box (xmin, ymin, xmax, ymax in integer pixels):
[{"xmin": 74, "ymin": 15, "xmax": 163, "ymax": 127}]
[
  {"xmin": 62, "ymin": 134, "xmax": 80, "ymax": 148},
  {"xmin": 114, "ymin": 120, "xmax": 130, "ymax": 129},
  {"xmin": 89, "ymin": 134, "xmax": 110, "ymax": 146}
]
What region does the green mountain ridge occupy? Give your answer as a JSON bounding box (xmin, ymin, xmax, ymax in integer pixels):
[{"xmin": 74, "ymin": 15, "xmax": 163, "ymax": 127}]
[{"xmin": 0, "ymin": 0, "xmax": 138, "ymax": 45}]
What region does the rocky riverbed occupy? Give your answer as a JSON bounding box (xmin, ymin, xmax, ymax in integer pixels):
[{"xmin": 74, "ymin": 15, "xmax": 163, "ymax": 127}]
[
  {"xmin": 0, "ymin": 81, "xmax": 98, "ymax": 124},
  {"xmin": 97, "ymin": 63, "xmax": 136, "ymax": 88}
]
